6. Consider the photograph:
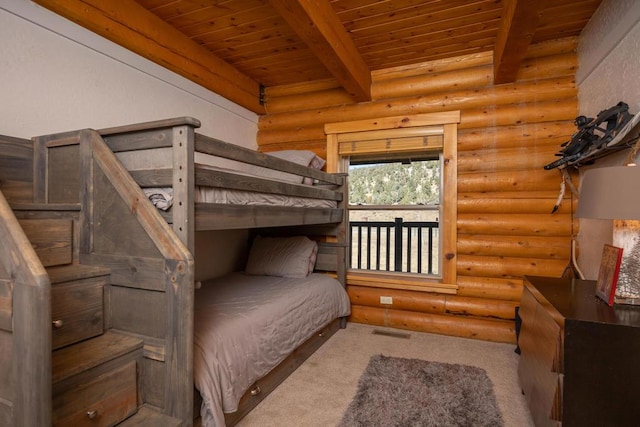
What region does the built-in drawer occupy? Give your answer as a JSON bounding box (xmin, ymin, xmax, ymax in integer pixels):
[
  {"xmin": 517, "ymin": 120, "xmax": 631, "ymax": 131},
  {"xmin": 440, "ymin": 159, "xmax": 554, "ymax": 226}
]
[
  {"xmin": 52, "ymin": 360, "xmax": 137, "ymax": 426},
  {"xmin": 52, "ymin": 276, "xmax": 105, "ymax": 350}
]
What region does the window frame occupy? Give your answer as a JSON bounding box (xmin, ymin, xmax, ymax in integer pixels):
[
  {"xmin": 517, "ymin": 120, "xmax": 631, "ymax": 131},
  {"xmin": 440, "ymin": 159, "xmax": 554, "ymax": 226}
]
[{"xmin": 324, "ymin": 112, "xmax": 459, "ymax": 292}]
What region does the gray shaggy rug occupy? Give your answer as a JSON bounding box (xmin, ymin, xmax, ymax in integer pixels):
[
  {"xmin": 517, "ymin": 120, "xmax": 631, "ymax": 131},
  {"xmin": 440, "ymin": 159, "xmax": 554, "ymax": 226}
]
[{"xmin": 338, "ymin": 355, "xmax": 504, "ymax": 427}]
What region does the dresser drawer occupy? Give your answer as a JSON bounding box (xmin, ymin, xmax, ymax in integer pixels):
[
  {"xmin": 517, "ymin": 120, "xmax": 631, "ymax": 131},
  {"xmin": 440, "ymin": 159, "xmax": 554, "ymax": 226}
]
[
  {"xmin": 52, "ymin": 276, "xmax": 104, "ymax": 350},
  {"xmin": 53, "ymin": 360, "xmax": 137, "ymax": 427}
]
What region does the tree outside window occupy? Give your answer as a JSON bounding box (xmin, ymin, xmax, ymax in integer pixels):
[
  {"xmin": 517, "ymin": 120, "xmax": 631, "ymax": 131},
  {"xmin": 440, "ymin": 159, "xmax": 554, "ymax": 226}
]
[{"xmin": 349, "ymin": 158, "xmax": 441, "ymax": 276}]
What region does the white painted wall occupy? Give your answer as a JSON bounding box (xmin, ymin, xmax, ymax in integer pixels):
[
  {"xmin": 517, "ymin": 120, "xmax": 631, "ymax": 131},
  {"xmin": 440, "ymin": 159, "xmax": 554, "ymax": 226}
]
[
  {"xmin": 0, "ymin": 1, "xmax": 259, "ymax": 278},
  {"xmin": 577, "ymin": 0, "xmax": 640, "ymax": 278},
  {"xmin": 0, "ymin": 1, "xmax": 257, "ymax": 147}
]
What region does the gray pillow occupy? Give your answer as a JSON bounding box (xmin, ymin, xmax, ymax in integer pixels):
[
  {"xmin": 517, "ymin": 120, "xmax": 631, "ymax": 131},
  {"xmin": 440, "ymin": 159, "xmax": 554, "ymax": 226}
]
[
  {"xmin": 245, "ymin": 236, "xmax": 318, "ymax": 278},
  {"xmin": 262, "ymin": 150, "xmax": 326, "ymax": 184}
]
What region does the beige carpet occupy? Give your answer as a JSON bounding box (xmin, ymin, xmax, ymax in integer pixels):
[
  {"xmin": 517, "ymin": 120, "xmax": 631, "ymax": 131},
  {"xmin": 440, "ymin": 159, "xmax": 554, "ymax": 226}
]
[{"xmin": 237, "ymin": 322, "xmax": 534, "ymax": 427}]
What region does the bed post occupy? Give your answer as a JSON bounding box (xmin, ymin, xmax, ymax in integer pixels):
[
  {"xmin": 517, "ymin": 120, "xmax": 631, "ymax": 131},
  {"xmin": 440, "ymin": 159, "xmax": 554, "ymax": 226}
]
[
  {"xmin": 336, "ymin": 172, "xmax": 348, "ymax": 287},
  {"xmin": 337, "ymin": 172, "xmax": 349, "ymax": 329},
  {"xmin": 171, "ymin": 125, "xmax": 195, "ymax": 254}
]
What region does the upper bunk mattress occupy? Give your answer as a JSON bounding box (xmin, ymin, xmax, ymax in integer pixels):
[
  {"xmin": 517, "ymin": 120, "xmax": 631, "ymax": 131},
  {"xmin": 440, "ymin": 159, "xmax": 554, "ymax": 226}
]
[
  {"xmin": 193, "ymin": 162, "xmax": 338, "ymax": 208},
  {"xmin": 193, "ymin": 185, "xmax": 337, "ymax": 208},
  {"xmin": 142, "ymin": 162, "xmax": 338, "ymax": 211},
  {"xmin": 194, "ymin": 272, "xmax": 350, "ymax": 427}
]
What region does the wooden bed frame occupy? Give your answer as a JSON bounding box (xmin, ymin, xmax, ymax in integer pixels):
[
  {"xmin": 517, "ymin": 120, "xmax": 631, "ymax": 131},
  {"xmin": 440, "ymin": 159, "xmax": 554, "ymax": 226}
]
[{"xmin": 0, "ymin": 118, "xmax": 348, "ymax": 425}]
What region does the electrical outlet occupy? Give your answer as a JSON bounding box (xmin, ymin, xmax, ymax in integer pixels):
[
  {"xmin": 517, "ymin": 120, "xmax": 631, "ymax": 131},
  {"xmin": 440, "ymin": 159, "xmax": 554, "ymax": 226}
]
[{"xmin": 380, "ymin": 296, "xmax": 393, "ymax": 305}]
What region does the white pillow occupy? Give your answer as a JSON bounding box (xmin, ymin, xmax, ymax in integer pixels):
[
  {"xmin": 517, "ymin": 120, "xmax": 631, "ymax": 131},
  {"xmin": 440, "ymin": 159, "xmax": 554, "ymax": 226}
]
[{"xmin": 245, "ymin": 236, "xmax": 318, "ymax": 278}]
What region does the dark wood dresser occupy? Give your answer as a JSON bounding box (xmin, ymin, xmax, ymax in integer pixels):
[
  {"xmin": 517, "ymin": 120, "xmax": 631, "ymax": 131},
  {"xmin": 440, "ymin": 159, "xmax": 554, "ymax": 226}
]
[{"xmin": 518, "ymin": 276, "xmax": 640, "ymax": 427}]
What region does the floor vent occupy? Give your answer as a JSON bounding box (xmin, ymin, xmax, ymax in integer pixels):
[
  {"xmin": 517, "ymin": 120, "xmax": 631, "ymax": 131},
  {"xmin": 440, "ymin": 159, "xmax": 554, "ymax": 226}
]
[{"xmin": 371, "ymin": 329, "xmax": 411, "ymax": 339}]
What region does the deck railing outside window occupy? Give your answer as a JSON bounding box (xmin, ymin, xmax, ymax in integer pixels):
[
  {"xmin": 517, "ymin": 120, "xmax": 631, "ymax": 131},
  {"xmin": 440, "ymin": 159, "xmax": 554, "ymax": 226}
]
[{"xmin": 349, "ymin": 217, "xmax": 439, "ymax": 275}]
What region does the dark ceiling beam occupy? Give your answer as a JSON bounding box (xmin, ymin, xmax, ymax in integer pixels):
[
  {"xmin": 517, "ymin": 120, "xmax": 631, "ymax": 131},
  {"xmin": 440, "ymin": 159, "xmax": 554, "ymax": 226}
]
[
  {"xmin": 494, "ymin": 0, "xmax": 544, "ymax": 84},
  {"xmin": 33, "ymin": 0, "xmax": 265, "ymax": 114},
  {"xmin": 268, "ymin": 0, "xmax": 372, "ymax": 102}
]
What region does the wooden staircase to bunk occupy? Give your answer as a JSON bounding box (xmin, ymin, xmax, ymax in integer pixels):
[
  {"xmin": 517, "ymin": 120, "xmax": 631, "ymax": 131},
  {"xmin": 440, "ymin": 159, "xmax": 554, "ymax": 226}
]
[
  {"xmin": 0, "ymin": 133, "xmax": 186, "ymax": 425},
  {"xmin": 9, "ymin": 203, "xmax": 182, "ymax": 426}
]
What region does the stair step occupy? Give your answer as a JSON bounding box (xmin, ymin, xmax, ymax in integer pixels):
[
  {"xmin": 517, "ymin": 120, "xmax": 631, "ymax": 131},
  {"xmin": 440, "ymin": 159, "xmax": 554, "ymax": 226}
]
[
  {"xmin": 10, "ymin": 202, "xmax": 81, "ymax": 211},
  {"xmin": 46, "ymin": 263, "xmax": 110, "ymax": 284},
  {"xmin": 118, "ymin": 405, "xmax": 182, "ymax": 427},
  {"xmin": 19, "ymin": 218, "xmax": 73, "ymax": 267},
  {"xmin": 52, "ymin": 332, "xmax": 143, "ymax": 426},
  {"xmin": 52, "ymin": 331, "xmax": 143, "ymax": 385}
]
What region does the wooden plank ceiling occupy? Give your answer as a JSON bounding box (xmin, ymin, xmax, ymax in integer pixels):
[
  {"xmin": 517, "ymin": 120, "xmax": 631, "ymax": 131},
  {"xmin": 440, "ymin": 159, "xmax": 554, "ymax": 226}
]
[{"xmin": 34, "ymin": 0, "xmax": 602, "ymax": 114}]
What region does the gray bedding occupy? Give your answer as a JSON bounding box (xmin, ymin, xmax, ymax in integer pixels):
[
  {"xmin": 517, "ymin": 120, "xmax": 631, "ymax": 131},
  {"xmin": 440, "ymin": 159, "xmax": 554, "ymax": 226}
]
[
  {"xmin": 194, "ymin": 185, "xmax": 337, "ymax": 208},
  {"xmin": 194, "ymin": 272, "xmax": 351, "ymax": 427}
]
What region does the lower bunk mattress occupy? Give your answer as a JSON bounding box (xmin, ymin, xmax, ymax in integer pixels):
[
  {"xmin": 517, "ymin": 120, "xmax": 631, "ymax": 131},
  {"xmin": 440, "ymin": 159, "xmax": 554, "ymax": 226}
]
[{"xmin": 194, "ymin": 272, "xmax": 351, "ymax": 426}]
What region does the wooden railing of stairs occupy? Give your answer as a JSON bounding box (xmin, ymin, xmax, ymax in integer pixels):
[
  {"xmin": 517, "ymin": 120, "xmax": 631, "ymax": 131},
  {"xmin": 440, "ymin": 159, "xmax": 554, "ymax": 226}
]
[{"xmin": 0, "ymin": 189, "xmax": 51, "ymax": 426}]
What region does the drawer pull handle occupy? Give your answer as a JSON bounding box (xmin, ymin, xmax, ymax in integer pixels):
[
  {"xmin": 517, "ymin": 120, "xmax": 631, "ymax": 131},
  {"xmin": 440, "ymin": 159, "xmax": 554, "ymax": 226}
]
[
  {"xmin": 250, "ymin": 385, "xmax": 261, "ymax": 396},
  {"xmin": 52, "ymin": 320, "xmax": 64, "ymax": 329},
  {"xmin": 87, "ymin": 410, "xmax": 98, "ymax": 419},
  {"xmin": 318, "ymin": 331, "xmax": 325, "ymax": 337}
]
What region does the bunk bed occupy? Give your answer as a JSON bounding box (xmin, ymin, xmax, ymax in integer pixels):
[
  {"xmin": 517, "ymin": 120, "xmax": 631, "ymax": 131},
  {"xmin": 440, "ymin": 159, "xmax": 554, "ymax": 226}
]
[{"xmin": 7, "ymin": 117, "xmax": 350, "ymax": 426}]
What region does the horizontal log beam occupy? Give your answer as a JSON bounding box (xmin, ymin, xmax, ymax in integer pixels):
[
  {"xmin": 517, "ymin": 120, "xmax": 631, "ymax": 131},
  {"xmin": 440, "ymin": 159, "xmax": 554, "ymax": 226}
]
[
  {"xmin": 456, "ymin": 276, "xmax": 523, "ymax": 301},
  {"xmin": 457, "ymin": 198, "xmax": 575, "ymax": 215},
  {"xmin": 265, "ymin": 88, "xmax": 355, "ymax": 114},
  {"xmin": 458, "ymin": 99, "xmax": 577, "ymax": 130},
  {"xmin": 457, "ymin": 145, "xmax": 560, "ymax": 173},
  {"xmin": 525, "ymin": 36, "xmax": 577, "ymax": 59},
  {"xmin": 459, "ymin": 190, "xmax": 574, "ymax": 200},
  {"xmin": 458, "ymin": 169, "xmax": 566, "ymax": 193},
  {"xmin": 325, "ymin": 111, "xmax": 460, "ymax": 134},
  {"xmin": 347, "ymin": 285, "xmax": 517, "ymax": 320},
  {"xmin": 349, "ymin": 305, "xmax": 515, "ymax": 343},
  {"xmin": 457, "ymin": 121, "xmax": 575, "ymax": 151},
  {"xmin": 372, "ymin": 65, "xmax": 493, "ymax": 100},
  {"xmin": 457, "ymin": 213, "xmax": 572, "ymax": 236},
  {"xmin": 265, "ymin": 78, "xmax": 341, "ymax": 98},
  {"xmin": 457, "ymin": 254, "xmax": 568, "ymax": 278},
  {"xmin": 456, "ymin": 235, "xmax": 571, "ymax": 258},
  {"xmin": 348, "ymin": 286, "xmax": 446, "ymax": 314},
  {"xmin": 446, "ymin": 296, "xmax": 517, "ymax": 321}
]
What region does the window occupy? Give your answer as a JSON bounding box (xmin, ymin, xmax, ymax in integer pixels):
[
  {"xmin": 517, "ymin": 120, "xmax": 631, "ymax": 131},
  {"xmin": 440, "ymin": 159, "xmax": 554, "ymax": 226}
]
[
  {"xmin": 349, "ymin": 157, "xmax": 442, "ymax": 276},
  {"xmin": 324, "ymin": 111, "xmax": 460, "ymax": 290}
]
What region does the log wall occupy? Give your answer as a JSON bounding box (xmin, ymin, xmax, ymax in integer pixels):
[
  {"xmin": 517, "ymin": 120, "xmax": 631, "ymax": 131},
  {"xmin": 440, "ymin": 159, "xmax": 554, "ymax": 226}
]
[{"xmin": 258, "ymin": 37, "xmax": 579, "ymax": 344}]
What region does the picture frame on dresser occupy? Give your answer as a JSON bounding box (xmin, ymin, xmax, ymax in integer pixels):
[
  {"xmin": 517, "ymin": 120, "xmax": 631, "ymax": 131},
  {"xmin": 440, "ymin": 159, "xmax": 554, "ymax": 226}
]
[{"xmin": 596, "ymin": 244, "xmax": 623, "ymax": 306}]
